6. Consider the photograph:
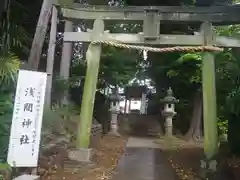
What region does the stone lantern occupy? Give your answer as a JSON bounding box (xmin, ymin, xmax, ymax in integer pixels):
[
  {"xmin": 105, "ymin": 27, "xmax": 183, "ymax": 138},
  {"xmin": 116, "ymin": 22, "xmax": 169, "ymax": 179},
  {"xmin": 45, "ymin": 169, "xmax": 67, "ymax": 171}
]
[
  {"xmin": 109, "ymin": 92, "xmax": 121, "ymax": 136},
  {"xmin": 160, "ymin": 87, "xmax": 179, "ymax": 136}
]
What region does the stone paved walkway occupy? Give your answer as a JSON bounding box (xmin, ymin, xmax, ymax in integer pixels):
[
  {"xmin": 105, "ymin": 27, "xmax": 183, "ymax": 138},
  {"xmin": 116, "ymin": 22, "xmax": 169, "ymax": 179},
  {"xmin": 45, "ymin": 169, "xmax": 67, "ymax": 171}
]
[{"xmin": 111, "ymin": 137, "xmax": 177, "ymax": 180}]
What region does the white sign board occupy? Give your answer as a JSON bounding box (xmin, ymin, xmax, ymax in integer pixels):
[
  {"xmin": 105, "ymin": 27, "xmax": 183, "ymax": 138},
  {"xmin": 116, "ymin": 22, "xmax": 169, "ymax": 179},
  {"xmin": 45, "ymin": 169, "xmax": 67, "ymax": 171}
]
[{"xmin": 7, "ymin": 70, "xmax": 47, "ymax": 167}]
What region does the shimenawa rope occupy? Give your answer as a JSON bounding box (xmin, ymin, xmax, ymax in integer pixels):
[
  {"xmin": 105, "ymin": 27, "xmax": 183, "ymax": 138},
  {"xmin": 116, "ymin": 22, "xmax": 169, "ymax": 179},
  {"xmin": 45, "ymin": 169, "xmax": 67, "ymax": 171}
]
[{"xmin": 92, "ymin": 40, "xmax": 223, "ymax": 52}]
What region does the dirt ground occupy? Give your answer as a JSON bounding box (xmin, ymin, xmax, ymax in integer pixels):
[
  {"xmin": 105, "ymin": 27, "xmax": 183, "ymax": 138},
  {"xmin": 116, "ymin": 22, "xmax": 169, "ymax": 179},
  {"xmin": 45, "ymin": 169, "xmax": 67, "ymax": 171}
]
[
  {"xmin": 158, "ymin": 137, "xmax": 240, "ymax": 180},
  {"xmin": 156, "ymin": 137, "xmax": 203, "ymax": 180},
  {"xmin": 41, "ymin": 135, "xmax": 127, "ymax": 180},
  {"xmin": 165, "ymin": 144, "xmax": 203, "ymax": 179}
]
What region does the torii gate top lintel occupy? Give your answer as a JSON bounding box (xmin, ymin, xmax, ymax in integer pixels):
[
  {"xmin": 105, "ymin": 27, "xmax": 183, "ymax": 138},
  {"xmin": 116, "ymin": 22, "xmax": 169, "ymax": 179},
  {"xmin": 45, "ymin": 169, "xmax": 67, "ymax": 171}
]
[
  {"xmin": 58, "ymin": 3, "xmax": 240, "ymax": 24},
  {"xmin": 56, "ymin": 2, "xmax": 240, "ymax": 48}
]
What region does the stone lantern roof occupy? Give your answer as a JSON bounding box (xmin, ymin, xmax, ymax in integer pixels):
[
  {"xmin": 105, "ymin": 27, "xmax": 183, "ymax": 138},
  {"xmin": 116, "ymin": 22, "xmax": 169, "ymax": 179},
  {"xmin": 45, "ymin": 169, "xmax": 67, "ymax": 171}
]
[{"xmin": 160, "ymin": 87, "xmax": 179, "ymax": 104}]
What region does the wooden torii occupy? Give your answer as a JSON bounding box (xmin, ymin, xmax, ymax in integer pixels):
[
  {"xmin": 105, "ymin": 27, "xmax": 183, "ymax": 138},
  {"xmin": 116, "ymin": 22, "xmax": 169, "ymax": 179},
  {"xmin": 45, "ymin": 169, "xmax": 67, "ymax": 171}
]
[{"xmin": 40, "ymin": 1, "xmax": 240, "ymax": 168}]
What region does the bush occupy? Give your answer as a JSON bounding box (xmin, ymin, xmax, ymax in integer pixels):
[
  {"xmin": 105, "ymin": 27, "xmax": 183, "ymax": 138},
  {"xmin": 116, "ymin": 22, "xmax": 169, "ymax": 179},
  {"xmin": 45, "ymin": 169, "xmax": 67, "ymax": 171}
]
[
  {"xmin": 226, "ymin": 87, "xmax": 240, "ymax": 155},
  {"xmin": 41, "ymin": 105, "xmax": 79, "ymax": 145},
  {"xmin": 217, "ymin": 118, "xmax": 228, "ymax": 135},
  {"xmin": 0, "ymin": 93, "xmax": 14, "ymax": 162},
  {"xmin": 70, "ymin": 86, "xmax": 110, "ymax": 134},
  {"xmin": 228, "ymin": 114, "xmax": 240, "ymax": 155}
]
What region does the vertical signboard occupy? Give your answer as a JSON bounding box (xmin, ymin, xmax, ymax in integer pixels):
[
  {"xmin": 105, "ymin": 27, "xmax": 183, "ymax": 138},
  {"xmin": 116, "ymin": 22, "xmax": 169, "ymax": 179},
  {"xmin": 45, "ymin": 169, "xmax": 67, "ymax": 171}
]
[{"xmin": 7, "ymin": 70, "xmax": 47, "ymax": 167}]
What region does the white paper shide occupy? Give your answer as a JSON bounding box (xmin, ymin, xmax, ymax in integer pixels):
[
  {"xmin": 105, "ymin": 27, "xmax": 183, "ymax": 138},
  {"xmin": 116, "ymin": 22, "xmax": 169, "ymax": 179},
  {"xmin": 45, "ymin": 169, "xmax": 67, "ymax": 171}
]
[{"xmin": 7, "ymin": 70, "xmax": 47, "ymax": 167}]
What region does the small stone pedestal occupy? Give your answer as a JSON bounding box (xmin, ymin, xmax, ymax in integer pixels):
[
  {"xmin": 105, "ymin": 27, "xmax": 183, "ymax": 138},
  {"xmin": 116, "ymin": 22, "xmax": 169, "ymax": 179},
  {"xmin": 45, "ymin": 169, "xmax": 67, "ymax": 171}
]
[
  {"xmin": 108, "ymin": 91, "xmax": 121, "ymax": 136},
  {"xmin": 68, "ymin": 148, "xmax": 92, "ymax": 162},
  {"xmin": 163, "ymin": 113, "xmax": 175, "ymax": 136},
  {"xmin": 160, "ymin": 87, "xmax": 179, "ymax": 137},
  {"xmin": 199, "ymin": 159, "xmax": 217, "ymax": 180},
  {"xmin": 122, "ymin": 117, "xmax": 130, "ymax": 133},
  {"xmin": 108, "ymin": 109, "xmax": 120, "ymax": 136}
]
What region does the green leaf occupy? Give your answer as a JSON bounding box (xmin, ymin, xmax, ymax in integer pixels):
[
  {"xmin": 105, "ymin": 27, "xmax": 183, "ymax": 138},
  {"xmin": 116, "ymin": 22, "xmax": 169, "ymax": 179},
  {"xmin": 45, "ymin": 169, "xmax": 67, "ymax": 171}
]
[{"xmin": 0, "ymin": 52, "xmax": 20, "ymax": 89}]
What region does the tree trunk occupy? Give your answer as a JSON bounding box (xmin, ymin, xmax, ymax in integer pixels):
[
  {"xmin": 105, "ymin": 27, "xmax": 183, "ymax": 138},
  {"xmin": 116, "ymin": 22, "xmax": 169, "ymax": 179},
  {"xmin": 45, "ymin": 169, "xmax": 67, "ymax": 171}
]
[
  {"xmin": 184, "ymin": 91, "xmax": 203, "ymax": 141},
  {"xmin": 27, "ymin": 0, "xmax": 53, "ymax": 70}
]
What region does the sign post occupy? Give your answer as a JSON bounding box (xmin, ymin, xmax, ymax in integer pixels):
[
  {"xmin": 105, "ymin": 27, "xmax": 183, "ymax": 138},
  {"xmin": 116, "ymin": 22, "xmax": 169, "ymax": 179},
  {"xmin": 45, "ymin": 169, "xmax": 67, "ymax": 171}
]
[{"xmin": 7, "ymin": 70, "xmax": 47, "ymax": 168}]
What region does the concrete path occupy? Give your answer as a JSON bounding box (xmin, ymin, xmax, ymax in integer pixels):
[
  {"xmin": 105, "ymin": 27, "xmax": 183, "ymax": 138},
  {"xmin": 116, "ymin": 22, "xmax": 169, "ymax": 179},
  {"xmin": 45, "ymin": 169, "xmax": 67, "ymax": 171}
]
[{"xmin": 111, "ymin": 137, "xmax": 177, "ymax": 180}]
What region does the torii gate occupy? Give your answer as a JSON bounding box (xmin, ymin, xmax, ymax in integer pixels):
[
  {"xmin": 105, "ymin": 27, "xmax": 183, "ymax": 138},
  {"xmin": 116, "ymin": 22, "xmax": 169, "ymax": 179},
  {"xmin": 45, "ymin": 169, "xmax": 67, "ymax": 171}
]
[{"xmin": 47, "ymin": 1, "xmax": 240, "ymax": 169}]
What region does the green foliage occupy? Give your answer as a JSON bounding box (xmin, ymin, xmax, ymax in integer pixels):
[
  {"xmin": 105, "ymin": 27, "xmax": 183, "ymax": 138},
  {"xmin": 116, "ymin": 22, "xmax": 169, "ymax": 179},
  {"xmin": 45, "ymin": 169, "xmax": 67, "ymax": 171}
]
[
  {"xmin": 51, "ymin": 76, "xmax": 70, "ymax": 105},
  {"xmin": 0, "ymin": 19, "xmax": 20, "ymax": 162},
  {"xmin": 71, "ymin": 44, "xmax": 141, "ymax": 90},
  {"xmin": 0, "ymin": 94, "xmax": 13, "ymax": 162},
  {"xmin": 222, "ymin": 85, "xmax": 240, "ymax": 154},
  {"xmin": 216, "ymin": 25, "xmax": 240, "ymax": 37},
  {"xmin": 226, "ymin": 86, "xmax": 240, "ymax": 116},
  {"xmin": 41, "ymin": 108, "xmax": 66, "ymax": 143},
  {"xmin": 0, "ymin": 94, "xmax": 13, "ymax": 115},
  {"xmin": 40, "ymin": 105, "xmax": 79, "ymax": 147},
  {"xmin": 228, "ymin": 113, "xmax": 240, "ymax": 155},
  {"xmin": 215, "ymin": 26, "xmax": 240, "ymax": 154},
  {"xmin": 71, "ymin": 20, "xmax": 143, "ymax": 90},
  {"xmin": 0, "ymin": 22, "xmax": 31, "ymax": 55},
  {"xmin": 0, "ymin": 0, "xmax": 31, "ymax": 56},
  {"xmin": 166, "ymin": 52, "xmax": 202, "ymax": 85},
  {"xmin": 217, "ymin": 118, "xmax": 228, "ymax": 135},
  {"xmin": 0, "ymin": 162, "xmax": 11, "ymax": 180},
  {"xmin": 100, "ymin": 46, "xmax": 140, "ymax": 87},
  {"xmin": 0, "ymin": 52, "xmax": 20, "ymax": 90},
  {"xmin": 0, "ymin": 52, "xmax": 19, "ymax": 162}
]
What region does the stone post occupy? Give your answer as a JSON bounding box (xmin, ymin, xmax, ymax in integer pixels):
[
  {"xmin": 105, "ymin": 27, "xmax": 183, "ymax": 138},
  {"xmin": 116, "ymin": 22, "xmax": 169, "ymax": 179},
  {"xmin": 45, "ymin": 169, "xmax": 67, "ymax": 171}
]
[
  {"xmin": 140, "ymin": 93, "xmax": 147, "ymax": 114},
  {"xmin": 124, "ymin": 98, "xmax": 127, "ymax": 114},
  {"xmin": 128, "ymin": 99, "xmax": 132, "ymax": 113}
]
